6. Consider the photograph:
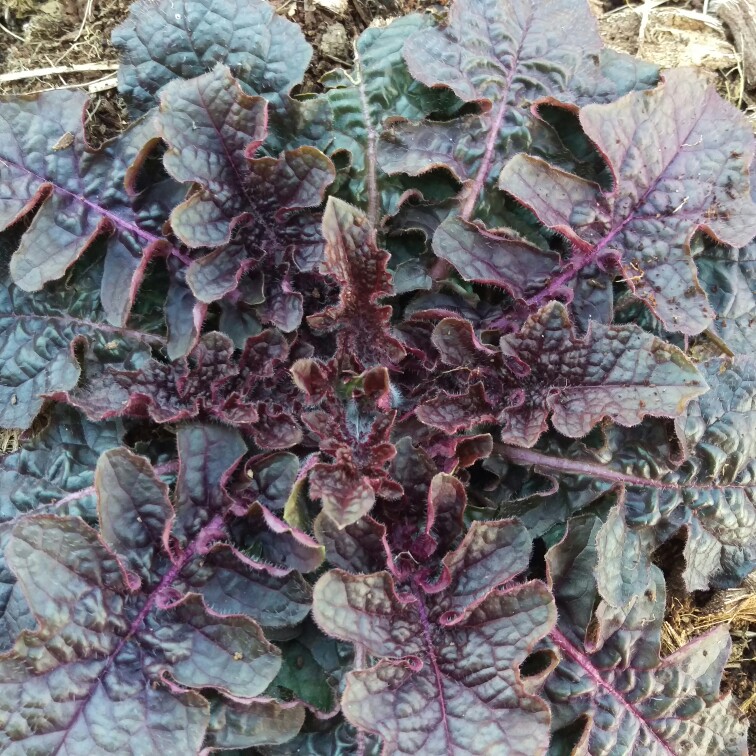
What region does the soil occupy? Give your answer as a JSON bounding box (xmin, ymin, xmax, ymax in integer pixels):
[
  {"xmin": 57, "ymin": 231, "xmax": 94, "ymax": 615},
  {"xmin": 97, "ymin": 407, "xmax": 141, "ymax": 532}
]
[{"xmin": 1, "ymin": 0, "xmax": 756, "ymax": 746}]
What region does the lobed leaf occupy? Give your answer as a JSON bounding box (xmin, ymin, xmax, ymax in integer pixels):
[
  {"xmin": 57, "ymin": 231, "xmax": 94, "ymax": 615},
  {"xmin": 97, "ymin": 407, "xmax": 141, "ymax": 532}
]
[
  {"xmin": 380, "ymin": 0, "xmax": 603, "ymax": 219},
  {"xmin": 418, "ymin": 302, "xmax": 707, "ymax": 447},
  {"xmin": 499, "ymin": 357, "xmax": 756, "ymax": 594},
  {"xmin": 0, "ymin": 405, "xmax": 124, "ymax": 651},
  {"xmin": 0, "ymin": 92, "xmax": 170, "ymax": 326},
  {"xmin": 544, "ymin": 515, "xmax": 748, "ymax": 755},
  {"xmin": 500, "ymin": 69, "xmax": 756, "ymax": 334},
  {"xmin": 112, "ymin": 0, "xmax": 328, "ymax": 153},
  {"xmin": 323, "ymin": 14, "xmax": 460, "ymax": 224},
  {"xmin": 313, "ymin": 520, "xmax": 555, "ymax": 754},
  {"xmin": 0, "ymin": 425, "xmax": 310, "ymax": 753},
  {"xmin": 0, "ymin": 232, "xmax": 162, "ymax": 430},
  {"xmin": 157, "ymin": 66, "xmax": 334, "ymax": 329}
]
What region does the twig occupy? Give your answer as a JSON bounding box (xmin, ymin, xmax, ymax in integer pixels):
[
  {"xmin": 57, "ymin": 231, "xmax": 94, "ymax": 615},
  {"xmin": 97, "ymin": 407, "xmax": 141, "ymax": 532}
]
[
  {"xmin": 0, "ymin": 21, "xmax": 24, "ymax": 42},
  {"xmin": 73, "ymin": 0, "xmax": 95, "ymax": 43},
  {"xmin": 0, "ymin": 62, "xmax": 119, "ymax": 85}
]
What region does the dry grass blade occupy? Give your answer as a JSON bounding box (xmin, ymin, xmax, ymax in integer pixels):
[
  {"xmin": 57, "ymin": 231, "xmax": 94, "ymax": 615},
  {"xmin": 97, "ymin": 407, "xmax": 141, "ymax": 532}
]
[
  {"xmin": 0, "ymin": 62, "xmax": 119, "ymax": 85},
  {"xmin": 0, "ymin": 428, "xmax": 20, "ymax": 455}
]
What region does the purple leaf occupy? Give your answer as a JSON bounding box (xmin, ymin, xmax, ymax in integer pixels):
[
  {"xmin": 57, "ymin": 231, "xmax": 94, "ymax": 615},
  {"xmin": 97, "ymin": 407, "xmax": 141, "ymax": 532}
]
[
  {"xmin": 294, "ymin": 361, "xmax": 401, "ymax": 527},
  {"xmin": 157, "ymin": 65, "xmax": 334, "ymax": 327},
  {"xmin": 379, "ymin": 0, "xmax": 606, "ymax": 220},
  {"xmin": 432, "ymin": 217, "xmax": 560, "ymax": 301},
  {"xmin": 314, "ymin": 512, "xmax": 389, "ymax": 574},
  {"xmin": 232, "ymin": 502, "xmax": 325, "ymax": 575},
  {"xmin": 545, "ymin": 515, "xmax": 748, "ymax": 754},
  {"xmin": 499, "ymin": 358, "xmax": 756, "ymax": 593},
  {"xmin": 0, "ymin": 405, "xmax": 124, "ymax": 651},
  {"xmin": 159, "ymin": 66, "xmax": 268, "ymax": 248},
  {"xmin": 165, "ymin": 260, "xmax": 207, "ymax": 359},
  {"xmin": 114, "ymin": 0, "xmax": 331, "ymax": 154},
  {"xmin": 0, "ymin": 234, "xmax": 162, "ymax": 430},
  {"xmin": 0, "ymin": 91, "xmax": 170, "ymax": 326},
  {"xmin": 69, "ymin": 330, "xmax": 305, "ymax": 449},
  {"xmin": 697, "ymin": 238, "xmax": 756, "ymax": 355},
  {"xmin": 313, "ymin": 518, "xmax": 555, "ymax": 754},
  {"xmin": 418, "ymin": 303, "xmax": 706, "ymax": 447},
  {"xmin": 308, "ymin": 198, "xmax": 406, "ymax": 366},
  {"xmin": 500, "ymin": 69, "xmax": 756, "ymax": 334},
  {"xmin": 498, "ymin": 302, "xmax": 708, "ymax": 445},
  {"xmin": 0, "ymin": 425, "xmax": 313, "ymax": 752}
]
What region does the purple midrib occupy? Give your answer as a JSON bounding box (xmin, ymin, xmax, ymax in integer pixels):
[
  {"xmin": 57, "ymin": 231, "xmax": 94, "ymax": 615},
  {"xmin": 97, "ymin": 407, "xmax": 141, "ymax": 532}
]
[
  {"xmin": 459, "ymin": 13, "xmax": 533, "ymax": 222},
  {"xmin": 550, "ymin": 628, "xmax": 676, "ymax": 755},
  {"xmin": 6, "ymin": 156, "xmax": 164, "ymax": 248},
  {"xmin": 48, "ymin": 511, "xmax": 223, "ymax": 755},
  {"xmin": 498, "ymin": 444, "xmax": 749, "ymax": 493},
  {"xmin": 412, "ymin": 585, "xmax": 454, "ymax": 755}
]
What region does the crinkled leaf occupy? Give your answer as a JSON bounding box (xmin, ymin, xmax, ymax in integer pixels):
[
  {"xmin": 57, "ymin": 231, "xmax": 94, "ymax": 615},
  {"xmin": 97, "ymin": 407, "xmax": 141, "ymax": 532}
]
[
  {"xmin": 544, "ymin": 515, "xmax": 748, "ymax": 755},
  {"xmin": 157, "ymin": 66, "xmax": 334, "ymax": 325},
  {"xmin": 0, "ymin": 90, "xmax": 171, "ymax": 325},
  {"xmin": 377, "ymin": 0, "xmax": 649, "ymax": 221},
  {"xmin": 308, "ymin": 198, "xmax": 406, "ymax": 365},
  {"xmin": 158, "ymin": 66, "xmax": 268, "ymax": 248},
  {"xmin": 0, "ymin": 405, "xmax": 124, "ymax": 651},
  {"xmin": 244, "ymin": 453, "xmax": 300, "ymax": 512},
  {"xmin": 69, "ymin": 330, "xmax": 304, "ymax": 450},
  {"xmin": 294, "ymin": 361, "xmax": 401, "ymax": 527},
  {"xmin": 0, "ymin": 236, "xmax": 160, "ymax": 430},
  {"xmin": 114, "ymin": 0, "xmax": 310, "ymax": 112},
  {"xmin": 323, "ymin": 14, "xmax": 460, "ymax": 224},
  {"xmin": 232, "ymin": 502, "xmax": 325, "ymax": 575},
  {"xmin": 313, "ymin": 517, "xmax": 555, "ymax": 754},
  {"xmin": 432, "ymin": 217, "xmax": 560, "ymax": 301},
  {"xmin": 500, "ymin": 69, "xmax": 756, "ymax": 334},
  {"xmin": 112, "ymin": 0, "xmax": 327, "ymax": 153},
  {"xmin": 314, "ymin": 511, "xmax": 388, "ymax": 574},
  {"xmin": 204, "ymin": 697, "xmax": 305, "ymax": 751},
  {"xmin": 419, "ymin": 302, "xmax": 706, "ymax": 447},
  {"xmin": 499, "ymin": 358, "xmax": 756, "ymax": 593},
  {"xmin": 697, "ymin": 239, "xmax": 756, "ymax": 355},
  {"xmin": 165, "ymin": 260, "xmax": 207, "ymax": 359},
  {"xmin": 498, "ymin": 302, "xmax": 707, "ymax": 446},
  {"xmin": 0, "ymin": 424, "xmax": 318, "ymax": 753},
  {"xmin": 0, "ymin": 518, "xmax": 279, "ymax": 754},
  {"xmin": 183, "ymin": 543, "xmax": 312, "ymax": 631}
]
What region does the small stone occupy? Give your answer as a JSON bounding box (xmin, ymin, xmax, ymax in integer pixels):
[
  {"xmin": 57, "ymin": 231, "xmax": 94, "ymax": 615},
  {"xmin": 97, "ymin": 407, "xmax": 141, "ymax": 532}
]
[
  {"xmin": 314, "ymin": 0, "xmax": 349, "ymax": 13},
  {"xmin": 319, "ymin": 22, "xmax": 350, "ymax": 61}
]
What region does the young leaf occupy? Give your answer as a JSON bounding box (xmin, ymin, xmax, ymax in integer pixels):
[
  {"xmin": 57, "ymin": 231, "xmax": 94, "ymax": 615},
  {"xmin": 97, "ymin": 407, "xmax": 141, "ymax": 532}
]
[
  {"xmin": 68, "ymin": 330, "xmax": 304, "ymax": 450},
  {"xmin": 308, "ymin": 198, "xmax": 406, "ymax": 366},
  {"xmin": 418, "ymin": 302, "xmax": 707, "ymax": 447},
  {"xmin": 544, "ymin": 515, "xmax": 748, "ymax": 755},
  {"xmin": 313, "ymin": 519, "xmax": 555, "ymax": 754},
  {"xmin": 500, "ymin": 69, "xmax": 756, "ymax": 334},
  {"xmin": 0, "ymin": 92, "xmax": 171, "ymax": 325}
]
